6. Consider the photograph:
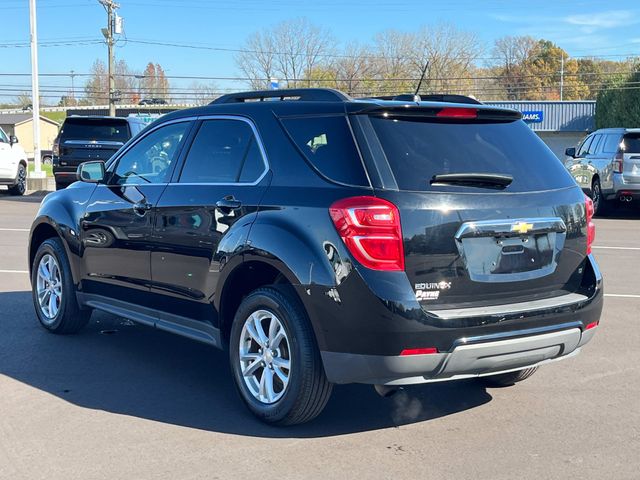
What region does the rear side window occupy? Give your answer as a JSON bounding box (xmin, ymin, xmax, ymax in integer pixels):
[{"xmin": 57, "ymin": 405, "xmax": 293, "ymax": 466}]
[
  {"xmin": 60, "ymin": 118, "xmax": 130, "ymax": 143},
  {"xmin": 366, "ymin": 116, "xmax": 575, "ymax": 192},
  {"xmin": 622, "ymin": 133, "xmax": 640, "ymax": 153},
  {"xmin": 179, "ymin": 119, "xmax": 265, "ymax": 183},
  {"xmin": 281, "ymin": 116, "xmax": 369, "ymax": 186},
  {"xmin": 602, "ymin": 134, "xmax": 622, "ymax": 154}
]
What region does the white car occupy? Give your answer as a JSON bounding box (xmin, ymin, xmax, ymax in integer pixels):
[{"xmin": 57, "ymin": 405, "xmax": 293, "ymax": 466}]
[{"xmin": 0, "ymin": 127, "xmax": 28, "ymax": 195}]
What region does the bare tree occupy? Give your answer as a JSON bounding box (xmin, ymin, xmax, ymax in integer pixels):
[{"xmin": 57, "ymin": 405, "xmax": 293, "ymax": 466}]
[
  {"xmin": 409, "ymin": 24, "xmax": 483, "ymax": 95},
  {"xmin": 235, "ymin": 18, "xmax": 334, "ymax": 89},
  {"xmin": 189, "ymin": 81, "xmax": 221, "ymax": 105},
  {"xmin": 491, "ymin": 35, "xmax": 539, "ymax": 99},
  {"xmin": 333, "ymin": 43, "xmax": 380, "ymax": 95}
]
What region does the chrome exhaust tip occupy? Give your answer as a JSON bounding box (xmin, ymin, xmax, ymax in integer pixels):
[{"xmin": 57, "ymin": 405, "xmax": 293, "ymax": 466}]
[{"xmin": 374, "ymin": 384, "xmax": 403, "ymax": 398}]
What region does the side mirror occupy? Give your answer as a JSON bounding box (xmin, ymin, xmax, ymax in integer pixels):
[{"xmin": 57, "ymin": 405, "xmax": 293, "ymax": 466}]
[
  {"xmin": 77, "ymin": 161, "xmax": 105, "ymax": 183},
  {"xmin": 9, "ymin": 135, "xmax": 18, "ymax": 145},
  {"xmin": 565, "ymin": 147, "xmax": 576, "ymax": 158}
]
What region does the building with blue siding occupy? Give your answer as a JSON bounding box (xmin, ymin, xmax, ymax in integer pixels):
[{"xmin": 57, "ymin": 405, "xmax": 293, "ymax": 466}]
[{"xmin": 485, "ymin": 101, "xmax": 596, "ymax": 160}]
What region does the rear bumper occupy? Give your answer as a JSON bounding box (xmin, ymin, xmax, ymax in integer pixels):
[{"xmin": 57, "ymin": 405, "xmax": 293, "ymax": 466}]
[
  {"xmin": 322, "ymin": 323, "xmax": 597, "ymax": 385},
  {"xmin": 309, "ymin": 254, "xmax": 603, "ymax": 385},
  {"xmin": 607, "ymin": 174, "xmax": 640, "ymax": 200}
]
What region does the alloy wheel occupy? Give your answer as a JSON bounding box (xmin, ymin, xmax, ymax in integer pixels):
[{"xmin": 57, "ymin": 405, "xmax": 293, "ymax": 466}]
[
  {"xmin": 36, "ymin": 254, "xmax": 62, "ymax": 323},
  {"xmin": 238, "ymin": 309, "xmax": 291, "ymax": 404}
]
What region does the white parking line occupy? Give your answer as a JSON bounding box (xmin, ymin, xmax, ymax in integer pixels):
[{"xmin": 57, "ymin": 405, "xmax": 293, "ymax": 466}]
[
  {"xmin": 0, "ymin": 228, "xmax": 29, "ymax": 232},
  {"xmin": 0, "ymin": 269, "xmax": 28, "ymax": 274},
  {"xmin": 593, "ymin": 246, "xmax": 640, "ymax": 251},
  {"xmin": 604, "ymin": 294, "xmax": 640, "ymax": 299}
]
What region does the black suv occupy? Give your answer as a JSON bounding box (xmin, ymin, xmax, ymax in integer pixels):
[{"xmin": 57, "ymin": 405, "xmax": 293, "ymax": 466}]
[
  {"xmin": 29, "ymin": 89, "xmax": 603, "ymax": 425},
  {"xmin": 52, "ymin": 115, "xmax": 148, "ymax": 190}
]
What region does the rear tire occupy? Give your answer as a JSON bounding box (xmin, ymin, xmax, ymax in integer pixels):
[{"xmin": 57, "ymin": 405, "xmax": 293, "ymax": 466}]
[
  {"xmin": 480, "ymin": 367, "xmax": 538, "ymax": 387},
  {"xmin": 31, "ymin": 238, "xmax": 91, "ymax": 334},
  {"xmin": 8, "ymin": 163, "xmax": 26, "ymax": 196},
  {"xmin": 229, "ymin": 286, "xmax": 332, "ymax": 426}
]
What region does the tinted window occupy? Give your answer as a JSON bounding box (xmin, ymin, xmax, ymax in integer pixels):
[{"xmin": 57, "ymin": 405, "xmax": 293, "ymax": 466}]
[
  {"xmin": 622, "ymin": 133, "xmax": 640, "ymax": 153},
  {"xmin": 366, "ymin": 116, "xmax": 575, "ymax": 192},
  {"xmin": 281, "ymin": 116, "xmax": 368, "ymax": 186},
  {"xmin": 60, "ymin": 118, "xmax": 130, "ymax": 143},
  {"xmin": 577, "ymin": 135, "xmax": 593, "ymax": 157},
  {"xmin": 0, "ymin": 129, "xmax": 8, "ymax": 143},
  {"xmin": 602, "ymin": 134, "xmax": 622, "ymax": 154},
  {"xmin": 179, "ymin": 120, "xmax": 265, "ymax": 183},
  {"xmin": 589, "ymin": 135, "xmax": 602, "ymax": 154},
  {"xmin": 111, "ymin": 122, "xmax": 190, "ymax": 185}
]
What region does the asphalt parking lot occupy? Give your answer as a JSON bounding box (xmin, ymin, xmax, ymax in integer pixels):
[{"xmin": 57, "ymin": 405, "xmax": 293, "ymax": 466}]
[{"xmin": 0, "ymin": 192, "xmax": 638, "ymax": 480}]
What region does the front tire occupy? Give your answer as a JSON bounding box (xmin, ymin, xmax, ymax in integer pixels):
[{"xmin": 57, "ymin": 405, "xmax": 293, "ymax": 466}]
[
  {"xmin": 8, "ymin": 163, "xmax": 26, "ymax": 196},
  {"xmin": 229, "ymin": 286, "xmax": 332, "ymax": 426},
  {"xmin": 480, "ymin": 367, "xmax": 538, "ymax": 387},
  {"xmin": 591, "ymin": 178, "xmax": 609, "ymax": 216},
  {"xmin": 31, "ymin": 238, "xmax": 91, "ymax": 334}
]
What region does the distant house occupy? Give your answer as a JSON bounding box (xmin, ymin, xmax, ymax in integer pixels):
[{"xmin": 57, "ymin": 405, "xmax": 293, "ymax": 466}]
[
  {"xmin": 0, "ymin": 113, "xmax": 60, "ymax": 159},
  {"xmin": 485, "ymin": 101, "xmax": 595, "ymax": 160}
]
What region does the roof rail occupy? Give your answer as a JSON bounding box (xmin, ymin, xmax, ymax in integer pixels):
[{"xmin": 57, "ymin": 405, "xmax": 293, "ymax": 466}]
[
  {"xmin": 361, "ymin": 93, "xmax": 482, "ymax": 105},
  {"xmin": 210, "ymin": 88, "xmax": 351, "ymax": 105}
]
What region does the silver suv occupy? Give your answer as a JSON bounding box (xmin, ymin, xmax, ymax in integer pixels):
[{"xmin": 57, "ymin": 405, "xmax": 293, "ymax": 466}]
[{"xmin": 565, "ymin": 128, "xmax": 640, "ymax": 215}]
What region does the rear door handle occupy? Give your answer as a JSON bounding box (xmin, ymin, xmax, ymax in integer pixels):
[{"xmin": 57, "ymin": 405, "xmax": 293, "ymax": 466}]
[
  {"xmin": 133, "ymin": 200, "xmax": 153, "ymax": 216},
  {"xmin": 216, "ymin": 196, "xmax": 242, "ymax": 213}
]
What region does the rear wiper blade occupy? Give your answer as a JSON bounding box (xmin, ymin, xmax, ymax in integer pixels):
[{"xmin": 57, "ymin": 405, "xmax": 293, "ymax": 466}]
[{"xmin": 430, "ymin": 173, "xmax": 513, "ymax": 189}]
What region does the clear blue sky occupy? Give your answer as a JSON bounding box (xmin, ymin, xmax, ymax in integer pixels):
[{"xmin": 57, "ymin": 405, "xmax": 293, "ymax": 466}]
[{"xmin": 2, "ymin": 0, "xmax": 640, "ymax": 102}]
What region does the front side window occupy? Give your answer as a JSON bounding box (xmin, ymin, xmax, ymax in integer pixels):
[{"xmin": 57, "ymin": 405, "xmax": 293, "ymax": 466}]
[
  {"xmin": 0, "ymin": 129, "xmax": 8, "ymax": 143},
  {"xmin": 110, "ymin": 122, "xmax": 190, "ymax": 185},
  {"xmin": 577, "ymin": 135, "xmax": 594, "ymax": 157},
  {"xmin": 179, "ymin": 119, "xmax": 265, "ymax": 183}
]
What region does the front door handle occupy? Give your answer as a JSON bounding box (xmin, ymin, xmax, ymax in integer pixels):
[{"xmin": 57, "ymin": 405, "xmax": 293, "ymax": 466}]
[
  {"xmin": 216, "ymin": 196, "xmax": 242, "ymax": 213},
  {"xmin": 133, "ymin": 200, "xmax": 153, "ymax": 216}
]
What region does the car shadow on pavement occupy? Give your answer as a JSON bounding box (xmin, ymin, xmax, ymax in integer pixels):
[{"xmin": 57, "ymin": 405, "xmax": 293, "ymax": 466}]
[
  {"xmin": 0, "ymin": 190, "xmax": 48, "ymax": 203},
  {"xmin": 0, "ymin": 290, "xmax": 493, "ymax": 438}
]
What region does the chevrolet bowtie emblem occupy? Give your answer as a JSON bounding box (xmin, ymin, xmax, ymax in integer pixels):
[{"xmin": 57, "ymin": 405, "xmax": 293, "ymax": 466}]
[{"xmin": 511, "ymin": 222, "xmax": 534, "ymax": 234}]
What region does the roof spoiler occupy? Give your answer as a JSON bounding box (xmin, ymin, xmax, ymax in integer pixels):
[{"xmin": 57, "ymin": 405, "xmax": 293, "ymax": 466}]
[{"xmin": 362, "ymin": 93, "xmax": 482, "ymax": 105}]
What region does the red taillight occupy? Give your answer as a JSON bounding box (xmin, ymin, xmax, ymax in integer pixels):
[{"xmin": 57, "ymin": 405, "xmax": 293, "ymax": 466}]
[
  {"xmin": 585, "ymin": 321, "xmax": 599, "ymax": 330},
  {"xmin": 329, "ymin": 196, "xmax": 404, "ymax": 271},
  {"xmin": 400, "ymin": 347, "xmax": 439, "ymax": 356},
  {"xmin": 437, "ymin": 107, "xmax": 477, "ymax": 119},
  {"xmin": 613, "ymin": 152, "xmax": 623, "ymax": 173},
  {"xmin": 585, "ymin": 194, "xmax": 596, "ymax": 255}
]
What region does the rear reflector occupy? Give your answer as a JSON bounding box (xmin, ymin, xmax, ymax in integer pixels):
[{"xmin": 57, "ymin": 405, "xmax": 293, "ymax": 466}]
[
  {"xmin": 330, "ymin": 196, "xmax": 404, "ymax": 271},
  {"xmin": 585, "ymin": 321, "xmax": 599, "ymax": 330},
  {"xmin": 585, "ymin": 194, "xmax": 596, "ymax": 255},
  {"xmin": 400, "ymin": 347, "xmax": 438, "ymax": 356},
  {"xmin": 437, "ymin": 107, "xmax": 477, "ymax": 119}
]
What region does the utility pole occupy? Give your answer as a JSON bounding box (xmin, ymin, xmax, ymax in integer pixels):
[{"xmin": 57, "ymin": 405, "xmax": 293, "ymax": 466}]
[
  {"xmin": 560, "ymin": 53, "xmax": 564, "ymax": 101},
  {"xmin": 99, "ymin": 0, "xmax": 119, "ymax": 116},
  {"xmin": 29, "ymin": 0, "xmax": 44, "ymax": 179},
  {"xmin": 70, "ymin": 69, "xmax": 76, "ymax": 101}
]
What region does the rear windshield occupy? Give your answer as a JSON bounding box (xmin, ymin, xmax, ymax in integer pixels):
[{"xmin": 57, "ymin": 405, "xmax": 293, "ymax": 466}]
[
  {"xmin": 281, "ymin": 115, "xmax": 369, "ymax": 186},
  {"xmin": 623, "ymin": 133, "xmax": 640, "ymax": 153},
  {"xmin": 60, "ymin": 118, "xmax": 130, "ymax": 143},
  {"xmin": 366, "ymin": 116, "xmax": 575, "ymax": 192}
]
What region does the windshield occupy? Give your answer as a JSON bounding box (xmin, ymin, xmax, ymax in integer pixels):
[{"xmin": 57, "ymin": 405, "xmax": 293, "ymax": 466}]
[
  {"xmin": 366, "ymin": 116, "xmax": 576, "ymax": 192},
  {"xmin": 60, "ymin": 118, "xmax": 130, "ymax": 143}
]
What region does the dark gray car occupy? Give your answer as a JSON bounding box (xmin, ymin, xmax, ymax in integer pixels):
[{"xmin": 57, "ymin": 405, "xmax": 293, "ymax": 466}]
[{"xmin": 565, "ymin": 128, "xmax": 640, "ymax": 214}]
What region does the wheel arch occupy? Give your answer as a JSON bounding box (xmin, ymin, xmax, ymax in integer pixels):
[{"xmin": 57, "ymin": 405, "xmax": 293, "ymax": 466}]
[{"xmin": 217, "ymin": 258, "xmax": 299, "ymax": 348}]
